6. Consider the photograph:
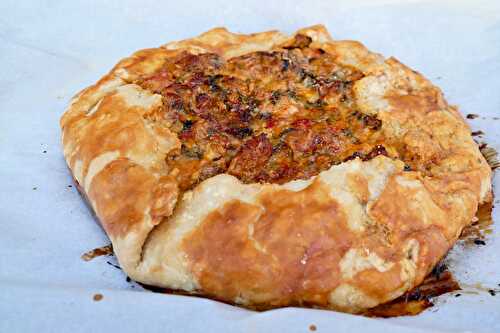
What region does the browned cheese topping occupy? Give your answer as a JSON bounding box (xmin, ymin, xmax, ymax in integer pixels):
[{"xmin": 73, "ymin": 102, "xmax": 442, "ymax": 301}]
[{"xmin": 136, "ymin": 35, "xmax": 389, "ymax": 190}]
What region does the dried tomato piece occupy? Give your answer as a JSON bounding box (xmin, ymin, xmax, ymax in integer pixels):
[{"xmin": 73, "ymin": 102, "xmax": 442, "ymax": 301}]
[{"xmin": 228, "ymin": 134, "xmax": 273, "ymax": 182}]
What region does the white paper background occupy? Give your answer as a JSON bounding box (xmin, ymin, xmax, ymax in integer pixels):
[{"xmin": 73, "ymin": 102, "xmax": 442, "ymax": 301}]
[{"xmin": 1, "ymin": 0, "xmax": 499, "ymax": 332}]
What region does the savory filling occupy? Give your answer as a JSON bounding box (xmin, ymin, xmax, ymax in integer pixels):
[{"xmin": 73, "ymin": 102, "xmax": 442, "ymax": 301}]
[{"xmin": 136, "ymin": 35, "xmax": 390, "ymax": 191}]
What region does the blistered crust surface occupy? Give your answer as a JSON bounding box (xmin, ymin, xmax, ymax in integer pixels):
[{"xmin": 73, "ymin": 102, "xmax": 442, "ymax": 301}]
[{"xmin": 60, "ymin": 25, "xmax": 491, "ymax": 313}]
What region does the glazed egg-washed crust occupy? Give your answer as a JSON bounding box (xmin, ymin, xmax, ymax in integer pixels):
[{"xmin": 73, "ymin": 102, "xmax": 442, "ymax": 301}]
[{"xmin": 61, "ymin": 25, "xmax": 491, "ymax": 313}]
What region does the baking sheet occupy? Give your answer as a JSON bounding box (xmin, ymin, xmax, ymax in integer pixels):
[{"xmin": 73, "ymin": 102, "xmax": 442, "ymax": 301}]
[{"xmin": 1, "ymin": 0, "xmax": 500, "ymax": 332}]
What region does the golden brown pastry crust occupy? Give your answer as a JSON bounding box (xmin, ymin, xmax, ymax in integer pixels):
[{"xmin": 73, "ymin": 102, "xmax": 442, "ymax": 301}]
[{"xmin": 60, "ymin": 25, "xmax": 491, "ymax": 313}]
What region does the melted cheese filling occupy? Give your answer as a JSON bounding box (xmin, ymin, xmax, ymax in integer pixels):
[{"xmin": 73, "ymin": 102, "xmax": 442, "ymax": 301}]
[{"xmin": 136, "ymin": 35, "xmax": 391, "ymax": 190}]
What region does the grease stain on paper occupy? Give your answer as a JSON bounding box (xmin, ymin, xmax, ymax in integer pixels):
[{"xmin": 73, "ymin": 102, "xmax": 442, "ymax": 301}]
[{"xmin": 81, "ymin": 244, "xmax": 113, "ymax": 261}]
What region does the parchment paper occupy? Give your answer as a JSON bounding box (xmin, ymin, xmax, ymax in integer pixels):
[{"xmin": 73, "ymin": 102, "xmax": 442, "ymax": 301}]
[{"xmin": 1, "ymin": 0, "xmax": 499, "ymax": 332}]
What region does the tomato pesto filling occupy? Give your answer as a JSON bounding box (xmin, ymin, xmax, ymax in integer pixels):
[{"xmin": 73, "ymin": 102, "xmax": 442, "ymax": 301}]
[{"xmin": 136, "ymin": 35, "xmax": 391, "ymax": 191}]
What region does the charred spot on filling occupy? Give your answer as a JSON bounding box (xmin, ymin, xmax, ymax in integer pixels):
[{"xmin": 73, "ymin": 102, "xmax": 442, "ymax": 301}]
[{"xmin": 136, "ymin": 35, "xmax": 389, "ymax": 190}]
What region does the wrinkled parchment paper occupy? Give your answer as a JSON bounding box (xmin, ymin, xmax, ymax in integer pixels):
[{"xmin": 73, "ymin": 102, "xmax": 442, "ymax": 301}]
[{"xmin": 1, "ymin": 1, "xmax": 499, "ymax": 332}]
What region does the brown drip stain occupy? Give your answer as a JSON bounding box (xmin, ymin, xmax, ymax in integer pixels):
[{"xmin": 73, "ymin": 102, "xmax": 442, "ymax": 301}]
[
  {"xmin": 81, "ymin": 244, "xmax": 113, "ymax": 261},
  {"xmin": 364, "ymin": 263, "xmax": 460, "ymax": 317},
  {"xmin": 479, "ymin": 143, "xmax": 500, "ymax": 170},
  {"xmin": 460, "ymin": 283, "xmax": 500, "ymax": 296},
  {"xmin": 466, "ymin": 114, "xmax": 479, "ymax": 119},
  {"xmin": 471, "ymin": 130, "xmax": 484, "ymax": 137},
  {"xmin": 460, "ymin": 201, "xmax": 494, "ymax": 246},
  {"xmin": 93, "ymin": 293, "xmax": 103, "ymax": 301},
  {"xmin": 459, "ymin": 142, "xmax": 496, "ymax": 245},
  {"xmin": 309, "ymin": 324, "xmax": 317, "ymax": 331}
]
